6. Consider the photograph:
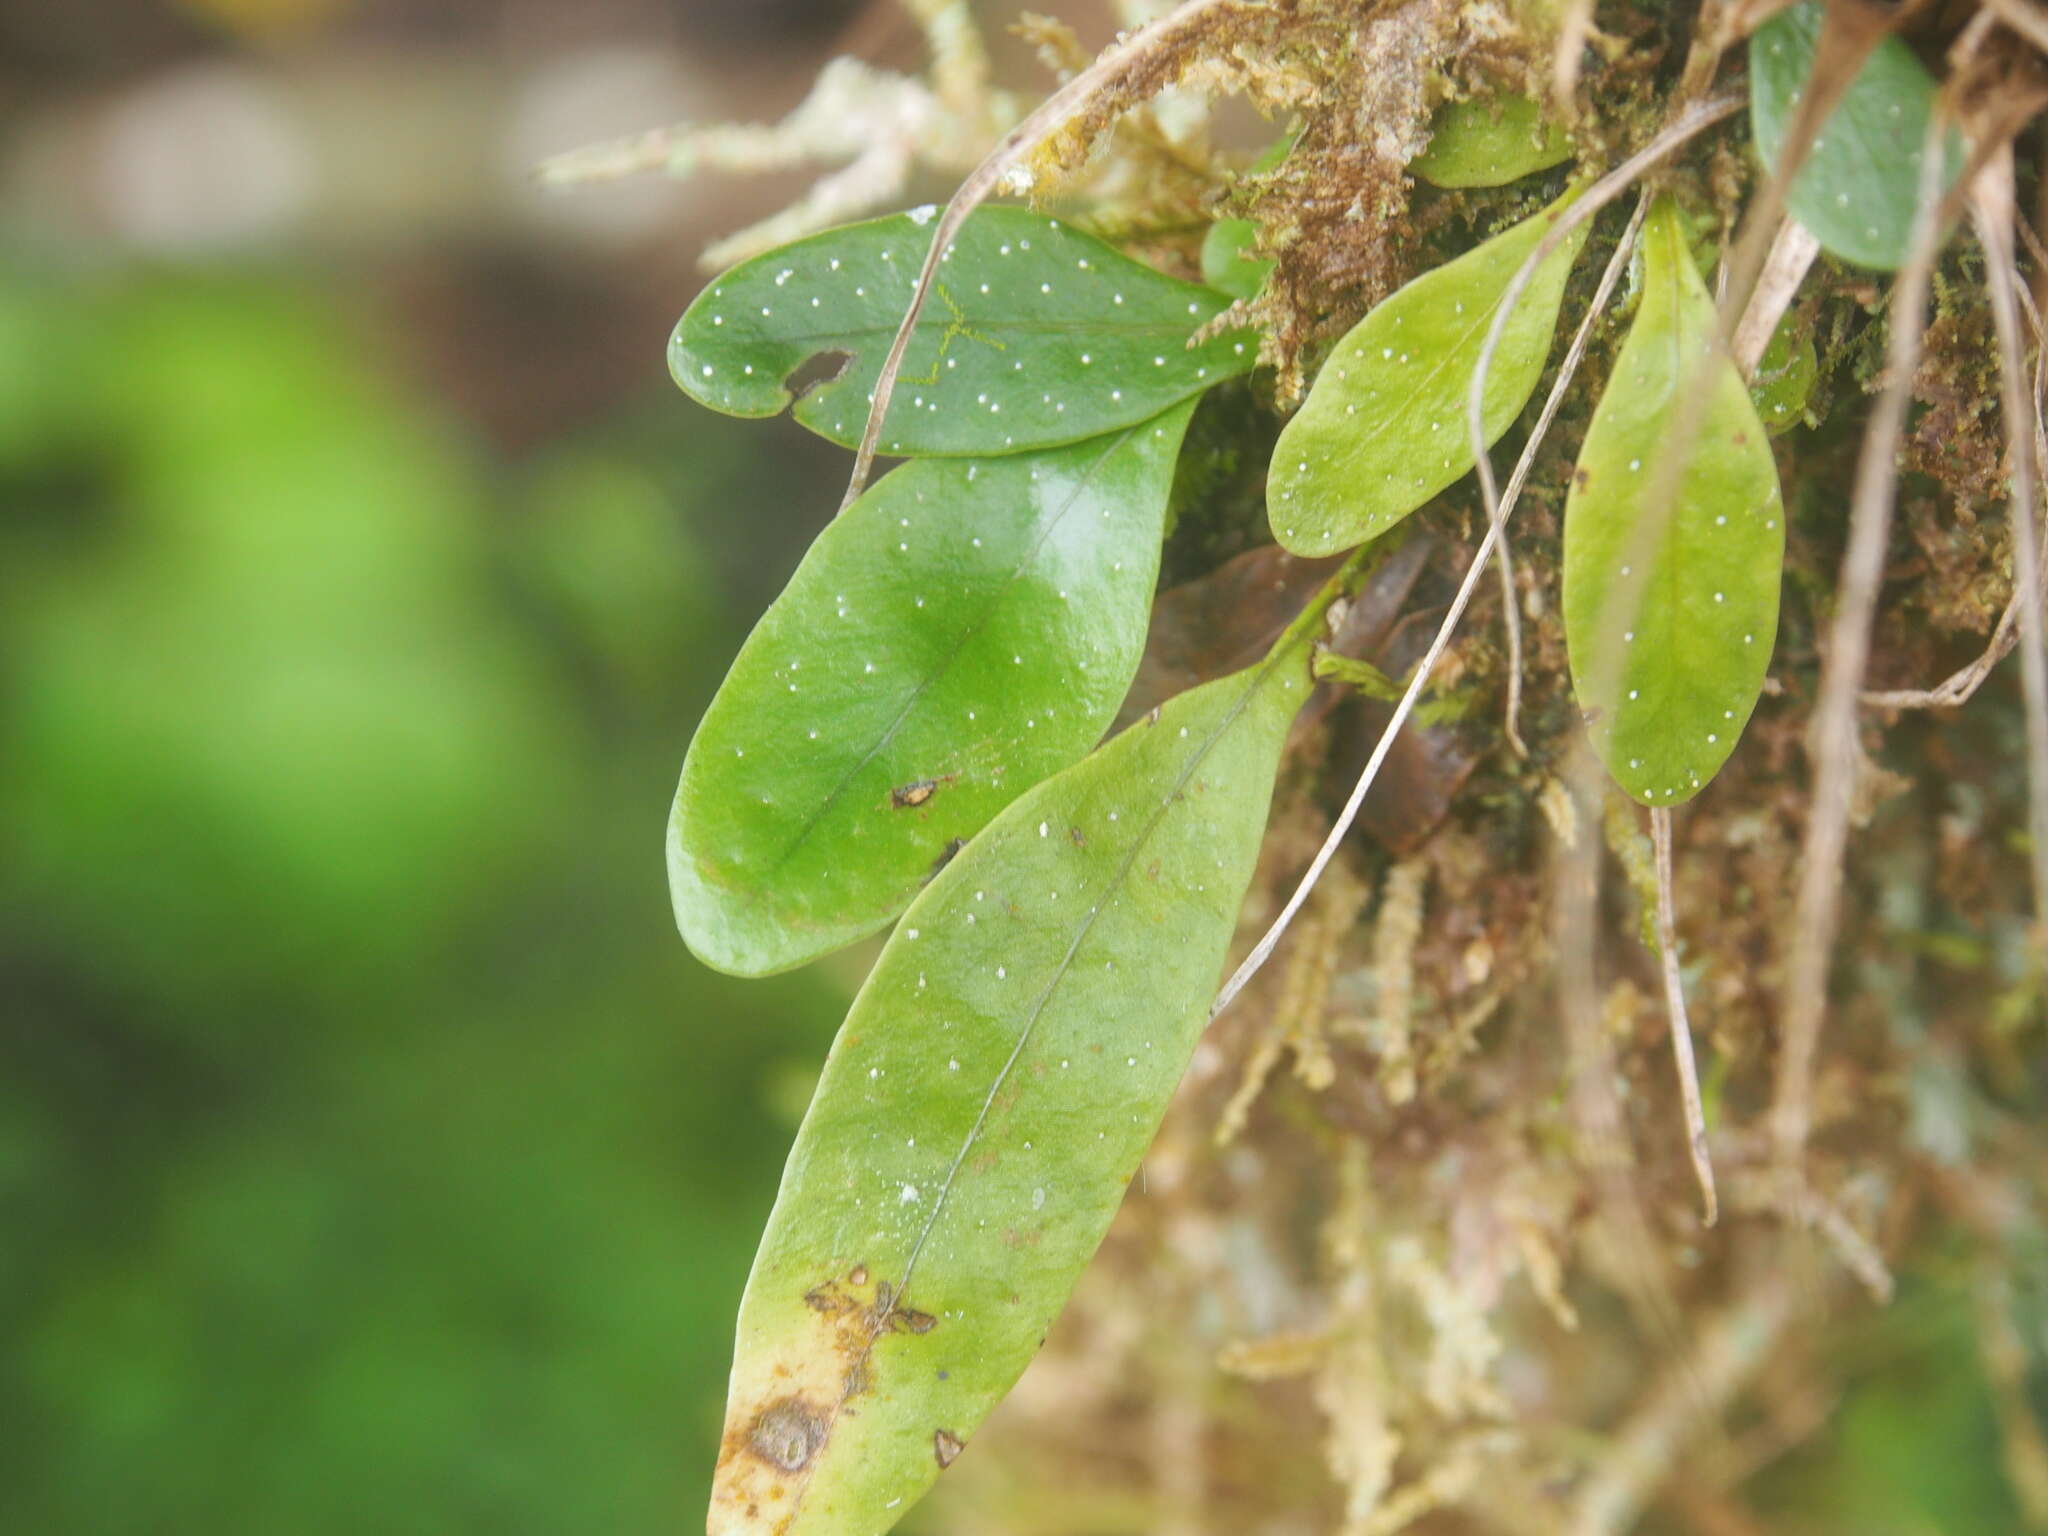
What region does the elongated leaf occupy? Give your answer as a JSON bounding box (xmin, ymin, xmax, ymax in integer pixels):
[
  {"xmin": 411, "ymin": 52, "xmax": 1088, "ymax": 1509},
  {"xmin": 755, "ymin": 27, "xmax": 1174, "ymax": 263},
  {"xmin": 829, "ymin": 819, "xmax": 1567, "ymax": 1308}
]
[
  {"xmin": 1267, "ymin": 188, "xmax": 1588, "ymax": 556},
  {"xmin": 1750, "ymin": 0, "xmax": 1965, "ymax": 271},
  {"xmin": 670, "ymin": 207, "xmax": 1253, "ymax": 456},
  {"xmin": 1562, "ymin": 198, "xmax": 1784, "ymax": 806},
  {"xmin": 1410, "ymin": 94, "xmax": 1573, "ymax": 189},
  {"xmin": 670, "ymin": 404, "xmax": 1196, "ymax": 976},
  {"xmin": 704, "ymin": 561, "xmax": 1355, "ymax": 1536}
]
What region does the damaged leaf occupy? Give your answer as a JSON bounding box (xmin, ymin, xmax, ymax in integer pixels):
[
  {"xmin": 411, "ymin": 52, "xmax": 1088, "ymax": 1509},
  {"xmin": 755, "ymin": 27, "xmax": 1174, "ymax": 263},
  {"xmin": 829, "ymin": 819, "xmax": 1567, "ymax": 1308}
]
[
  {"xmin": 705, "ymin": 560, "xmax": 1357, "ymax": 1536},
  {"xmin": 1267, "ymin": 187, "xmax": 1588, "ymax": 556},
  {"xmin": 1749, "ymin": 0, "xmax": 1965, "ymax": 271},
  {"xmin": 1562, "ymin": 198, "xmax": 1784, "ymax": 806},
  {"xmin": 670, "ymin": 206, "xmax": 1253, "ymax": 456},
  {"xmin": 1410, "ymin": 94, "xmax": 1573, "ymax": 189},
  {"xmin": 670, "ymin": 404, "xmax": 1196, "ymax": 976}
]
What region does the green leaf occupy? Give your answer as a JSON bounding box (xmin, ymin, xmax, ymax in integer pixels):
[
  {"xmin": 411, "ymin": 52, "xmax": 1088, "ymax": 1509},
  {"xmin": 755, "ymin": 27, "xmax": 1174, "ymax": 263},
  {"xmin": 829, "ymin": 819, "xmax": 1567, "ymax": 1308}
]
[
  {"xmin": 1267, "ymin": 187, "xmax": 1589, "ymax": 556},
  {"xmin": 669, "ymin": 404, "xmax": 1197, "ymax": 976},
  {"xmin": 1750, "ymin": 0, "xmax": 1966, "ymax": 271},
  {"xmin": 704, "ymin": 559, "xmax": 1355, "ymax": 1536},
  {"xmin": 1749, "ymin": 315, "xmax": 1817, "ymax": 436},
  {"xmin": 1199, "ymin": 218, "xmax": 1273, "ymax": 302},
  {"xmin": 1562, "ymin": 198, "xmax": 1785, "ymax": 806},
  {"xmin": 670, "ymin": 207, "xmax": 1254, "ymax": 456},
  {"xmin": 1410, "ymin": 94, "xmax": 1573, "ymax": 189}
]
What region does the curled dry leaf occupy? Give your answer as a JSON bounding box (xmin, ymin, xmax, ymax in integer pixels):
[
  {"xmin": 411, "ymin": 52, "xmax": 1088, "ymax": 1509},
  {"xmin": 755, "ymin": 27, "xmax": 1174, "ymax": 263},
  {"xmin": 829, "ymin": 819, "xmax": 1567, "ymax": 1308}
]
[
  {"xmin": 705, "ymin": 556, "xmax": 1360, "ymax": 1536},
  {"xmin": 1267, "ymin": 187, "xmax": 1589, "ymax": 557},
  {"xmin": 669, "ymin": 206, "xmax": 1253, "ymax": 457},
  {"xmin": 670, "ymin": 404, "xmax": 1196, "ymax": 976},
  {"xmin": 1562, "ymin": 197, "xmax": 1785, "ymax": 806}
]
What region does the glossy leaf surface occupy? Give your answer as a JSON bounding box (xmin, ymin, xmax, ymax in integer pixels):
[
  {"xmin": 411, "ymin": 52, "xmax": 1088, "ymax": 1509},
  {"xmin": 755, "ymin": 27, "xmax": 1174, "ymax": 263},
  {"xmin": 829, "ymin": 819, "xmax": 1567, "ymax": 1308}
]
[
  {"xmin": 1267, "ymin": 188, "xmax": 1588, "ymax": 556},
  {"xmin": 1563, "ymin": 199, "xmax": 1784, "ymax": 806},
  {"xmin": 1750, "ymin": 0, "xmax": 1964, "ymax": 271},
  {"xmin": 670, "ymin": 405, "xmax": 1196, "ymax": 976},
  {"xmin": 1411, "ymin": 94, "xmax": 1572, "ymax": 188},
  {"xmin": 704, "ymin": 570, "xmax": 1347, "ymax": 1536},
  {"xmin": 670, "ymin": 207, "xmax": 1253, "ymax": 456}
]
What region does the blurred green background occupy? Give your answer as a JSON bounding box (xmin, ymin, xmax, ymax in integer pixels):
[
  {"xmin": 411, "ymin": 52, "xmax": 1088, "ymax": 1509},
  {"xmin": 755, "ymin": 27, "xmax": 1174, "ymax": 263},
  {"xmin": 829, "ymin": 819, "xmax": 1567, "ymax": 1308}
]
[
  {"xmin": 2, "ymin": 3, "xmax": 2042, "ymax": 1533},
  {"xmin": 0, "ymin": 0, "xmax": 893, "ymax": 1529}
]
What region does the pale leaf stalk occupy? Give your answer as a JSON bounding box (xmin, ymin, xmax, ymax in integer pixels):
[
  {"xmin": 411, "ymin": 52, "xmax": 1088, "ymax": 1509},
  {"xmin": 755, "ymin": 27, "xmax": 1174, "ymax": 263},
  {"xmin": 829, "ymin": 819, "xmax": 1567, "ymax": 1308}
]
[{"xmin": 1651, "ymin": 805, "xmax": 1718, "ymax": 1225}]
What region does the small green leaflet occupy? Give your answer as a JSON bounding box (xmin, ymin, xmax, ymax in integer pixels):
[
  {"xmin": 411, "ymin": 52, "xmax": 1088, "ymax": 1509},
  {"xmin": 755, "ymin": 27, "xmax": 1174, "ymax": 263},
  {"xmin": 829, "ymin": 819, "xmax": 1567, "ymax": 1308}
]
[
  {"xmin": 670, "ymin": 206, "xmax": 1254, "ymax": 457},
  {"xmin": 1750, "ymin": 317, "xmax": 1817, "ymax": 436},
  {"xmin": 670, "ymin": 404, "xmax": 1195, "ymax": 977},
  {"xmin": 1267, "ymin": 187, "xmax": 1588, "ymax": 556},
  {"xmin": 1200, "ymin": 218, "xmax": 1273, "ymax": 302},
  {"xmin": 1562, "ymin": 198, "xmax": 1784, "ymax": 806},
  {"xmin": 1410, "ymin": 94, "xmax": 1573, "ymax": 189},
  {"xmin": 703, "ymin": 562, "xmax": 1353, "ymax": 1536},
  {"xmin": 1749, "ymin": 0, "xmax": 1965, "ymax": 271}
]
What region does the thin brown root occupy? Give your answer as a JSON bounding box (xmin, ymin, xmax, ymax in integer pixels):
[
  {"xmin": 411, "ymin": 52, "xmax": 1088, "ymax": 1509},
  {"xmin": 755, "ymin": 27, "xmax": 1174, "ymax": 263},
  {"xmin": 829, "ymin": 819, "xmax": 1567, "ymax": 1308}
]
[
  {"xmin": 841, "ymin": 0, "xmax": 1234, "ymax": 511},
  {"xmin": 1983, "ymin": 0, "xmax": 2048, "ymax": 56},
  {"xmin": 1566, "ymin": 1267, "xmax": 1799, "ymax": 1536},
  {"xmin": 1771, "ymin": 106, "xmax": 1956, "ymax": 1174},
  {"xmin": 1650, "ymin": 807, "xmax": 1718, "ymax": 1227},
  {"xmin": 1787, "ymin": 1184, "xmax": 1895, "ymax": 1304},
  {"xmin": 1467, "ymin": 94, "xmax": 1744, "ymax": 527},
  {"xmin": 1469, "ymin": 99, "xmax": 1739, "ymax": 787},
  {"xmin": 1971, "ymin": 150, "xmax": 2048, "ymax": 932},
  {"xmin": 1556, "ymin": 752, "xmax": 1709, "ymax": 1462},
  {"xmin": 1866, "ymin": 211, "xmax": 2048, "ymax": 710},
  {"xmin": 1210, "ymin": 159, "xmax": 1664, "ymax": 1027}
]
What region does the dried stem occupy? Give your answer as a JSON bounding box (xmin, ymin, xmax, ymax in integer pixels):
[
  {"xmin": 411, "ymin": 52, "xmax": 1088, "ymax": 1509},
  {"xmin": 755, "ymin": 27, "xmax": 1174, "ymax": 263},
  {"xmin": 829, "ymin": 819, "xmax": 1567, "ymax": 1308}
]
[
  {"xmin": 1969, "ymin": 152, "xmax": 2048, "ymax": 931},
  {"xmin": 1209, "ymin": 165, "xmax": 1664, "ymax": 1026},
  {"xmin": 1650, "ymin": 806, "xmax": 1718, "ymax": 1226},
  {"xmin": 1771, "ymin": 106, "xmax": 1955, "ymax": 1173},
  {"xmin": 1568, "ymin": 1268, "xmax": 1799, "ymax": 1536}
]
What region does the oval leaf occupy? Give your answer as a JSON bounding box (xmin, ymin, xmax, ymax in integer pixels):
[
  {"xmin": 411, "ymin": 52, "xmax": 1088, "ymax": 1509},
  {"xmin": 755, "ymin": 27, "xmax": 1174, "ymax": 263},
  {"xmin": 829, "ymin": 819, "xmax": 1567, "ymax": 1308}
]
[
  {"xmin": 1267, "ymin": 187, "xmax": 1589, "ymax": 556},
  {"xmin": 704, "ymin": 565, "xmax": 1352, "ymax": 1536},
  {"xmin": 1200, "ymin": 218, "xmax": 1274, "ymax": 302},
  {"xmin": 1410, "ymin": 94, "xmax": 1573, "ymax": 189},
  {"xmin": 1562, "ymin": 198, "xmax": 1785, "ymax": 806},
  {"xmin": 671, "ymin": 207, "xmax": 1254, "ymax": 456},
  {"xmin": 671, "ymin": 404, "xmax": 1197, "ymax": 976},
  {"xmin": 1750, "ymin": 0, "xmax": 1965, "ymax": 271}
]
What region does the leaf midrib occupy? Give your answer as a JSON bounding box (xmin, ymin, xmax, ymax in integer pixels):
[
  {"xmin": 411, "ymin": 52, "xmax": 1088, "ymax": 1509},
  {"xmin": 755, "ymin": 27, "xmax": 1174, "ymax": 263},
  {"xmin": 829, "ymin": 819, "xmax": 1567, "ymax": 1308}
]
[
  {"xmin": 727, "ymin": 423, "xmax": 1153, "ymax": 923},
  {"xmin": 890, "ymin": 612, "xmax": 1308, "ymax": 1303}
]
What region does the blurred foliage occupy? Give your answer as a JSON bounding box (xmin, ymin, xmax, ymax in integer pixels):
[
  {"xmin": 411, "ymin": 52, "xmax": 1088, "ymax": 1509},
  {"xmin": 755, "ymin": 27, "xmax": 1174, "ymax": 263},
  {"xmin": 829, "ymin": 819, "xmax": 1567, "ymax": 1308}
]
[{"xmin": 0, "ymin": 256, "xmax": 845, "ymax": 1533}]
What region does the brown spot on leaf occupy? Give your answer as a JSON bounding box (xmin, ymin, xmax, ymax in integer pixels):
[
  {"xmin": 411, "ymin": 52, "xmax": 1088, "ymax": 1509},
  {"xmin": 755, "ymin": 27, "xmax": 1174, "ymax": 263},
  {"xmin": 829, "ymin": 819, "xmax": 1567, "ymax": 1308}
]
[
  {"xmin": 891, "ymin": 773, "xmax": 956, "ymax": 809},
  {"xmin": 934, "ymin": 1429, "xmax": 965, "ymax": 1468},
  {"xmin": 925, "ymin": 837, "xmax": 967, "ymax": 883},
  {"xmin": 893, "ymin": 1306, "xmax": 938, "ymax": 1335},
  {"xmin": 748, "ymin": 1398, "xmax": 828, "ymax": 1473},
  {"xmin": 847, "ymin": 1265, "xmax": 868, "ymax": 1286}
]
